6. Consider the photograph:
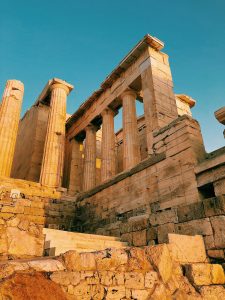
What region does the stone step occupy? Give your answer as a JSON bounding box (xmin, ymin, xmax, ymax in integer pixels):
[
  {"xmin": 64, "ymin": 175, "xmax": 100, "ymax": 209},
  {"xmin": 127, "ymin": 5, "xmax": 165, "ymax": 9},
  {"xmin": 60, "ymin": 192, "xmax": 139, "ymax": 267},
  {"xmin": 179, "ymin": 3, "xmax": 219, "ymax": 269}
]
[
  {"xmin": 43, "ymin": 228, "xmax": 127, "ymax": 256},
  {"xmin": 44, "ymin": 239, "xmax": 127, "ymax": 250},
  {"xmin": 43, "ymin": 228, "xmax": 120, "ymax": 241}
]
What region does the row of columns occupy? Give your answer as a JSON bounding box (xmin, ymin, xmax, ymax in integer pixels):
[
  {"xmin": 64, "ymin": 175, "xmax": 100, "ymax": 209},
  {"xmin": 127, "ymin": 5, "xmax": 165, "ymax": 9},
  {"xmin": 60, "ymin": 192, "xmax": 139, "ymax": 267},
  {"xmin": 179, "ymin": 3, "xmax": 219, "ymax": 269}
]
[{"xmin": 69, "ymin": 88, "xmax": 141, "ymax": 192}]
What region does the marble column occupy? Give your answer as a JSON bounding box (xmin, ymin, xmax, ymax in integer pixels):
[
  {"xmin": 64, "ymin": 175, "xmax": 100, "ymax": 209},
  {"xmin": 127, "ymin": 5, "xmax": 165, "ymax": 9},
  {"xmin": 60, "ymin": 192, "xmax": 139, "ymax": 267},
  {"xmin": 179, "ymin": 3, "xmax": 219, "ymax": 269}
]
[
  {"xmin": 83, "ymin": 124, "xmax": 97, "ymax": 191},
  {"xmin": 121, "ymin": 89, "xmax": 141, "ymax": 170},
  {"xmin": 101, "ymin": 108, "xmax": 116, "ymax": 182},
  {"xmin": 40, "ymin": 82, "xmax": 72, "ymax": 187},
  {"xmin": 0, "ymin": 80, "xmax": 24, "ymax": 177},
  {"xmin": 68, "ymin": 138, "xmax": 83, "ymax": 195}
]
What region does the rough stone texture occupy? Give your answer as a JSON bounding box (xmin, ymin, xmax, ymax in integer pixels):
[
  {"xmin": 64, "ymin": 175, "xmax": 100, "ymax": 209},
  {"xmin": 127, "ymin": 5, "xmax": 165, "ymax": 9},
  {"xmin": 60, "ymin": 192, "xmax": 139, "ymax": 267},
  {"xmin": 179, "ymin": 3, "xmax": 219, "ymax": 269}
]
[
  {"xmin": 0, "ymin": 180, "xmax": 76, "ymax": 258},
  {"xmin": 1, "ymin": 244, "xmax": 224, "ymax": 299}
]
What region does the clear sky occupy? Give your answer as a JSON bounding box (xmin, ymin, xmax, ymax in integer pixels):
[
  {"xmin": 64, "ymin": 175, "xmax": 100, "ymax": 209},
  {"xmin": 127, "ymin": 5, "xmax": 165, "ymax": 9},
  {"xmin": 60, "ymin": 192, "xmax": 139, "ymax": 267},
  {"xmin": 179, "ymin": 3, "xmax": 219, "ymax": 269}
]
[{"xmin": 0, "ymin": 0, "xmax": 224, "ymax": 152}]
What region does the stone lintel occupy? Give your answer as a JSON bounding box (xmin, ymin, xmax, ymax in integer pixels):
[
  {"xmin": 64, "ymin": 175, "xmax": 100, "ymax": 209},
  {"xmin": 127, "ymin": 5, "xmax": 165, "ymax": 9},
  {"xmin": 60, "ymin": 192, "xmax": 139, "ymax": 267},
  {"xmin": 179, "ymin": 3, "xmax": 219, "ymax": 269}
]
[
  {"xmin": 215, "ymin": 107, "xmax": 225, "ymax": 125},
  {"xmin": 176, "ymin": 94, "xmax": 196, "ymax": 108},
  {"xmin": 34, "ymin": 78, "xmax": 74, "ymax": 106}
]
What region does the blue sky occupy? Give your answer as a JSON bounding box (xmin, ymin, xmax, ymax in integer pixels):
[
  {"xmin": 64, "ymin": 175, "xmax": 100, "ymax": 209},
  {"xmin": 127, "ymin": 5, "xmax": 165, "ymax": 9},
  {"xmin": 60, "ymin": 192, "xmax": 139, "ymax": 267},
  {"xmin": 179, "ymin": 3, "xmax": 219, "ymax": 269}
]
[{"xmin": 0, "ymin": 0, "xmax": 224, "ymax": 152}]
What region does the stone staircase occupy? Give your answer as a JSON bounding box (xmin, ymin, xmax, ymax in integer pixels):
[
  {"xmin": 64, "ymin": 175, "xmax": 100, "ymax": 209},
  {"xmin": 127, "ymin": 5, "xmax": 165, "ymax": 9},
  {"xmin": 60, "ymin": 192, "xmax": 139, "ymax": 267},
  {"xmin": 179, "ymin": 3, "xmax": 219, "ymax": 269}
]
[{"xmin": 43, "ymin": 228, "xmax": 128, "ymax": 256}]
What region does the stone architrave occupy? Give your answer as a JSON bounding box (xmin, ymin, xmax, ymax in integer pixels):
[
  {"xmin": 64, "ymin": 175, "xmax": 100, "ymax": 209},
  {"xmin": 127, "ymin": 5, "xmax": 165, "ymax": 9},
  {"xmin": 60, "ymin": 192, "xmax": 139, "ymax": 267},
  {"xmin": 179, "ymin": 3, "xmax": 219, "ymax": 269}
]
[
  {"xmin": 101, "ymin": 108, "xmax": 116, "ymax": 182},
  {"xmin": 0, "ymin": 80, "xmax": 24, "ymax": 177},
  {"xmin": 40, "ymin": 79, "xmax": 73, "ymax": 188},
  {"xmin": 83, "ymin": 124, "xmax": 97, "ymax": 191},
  {"xmin": 121, "ymin": 89, "xmax": 141, "ymax": 170}
]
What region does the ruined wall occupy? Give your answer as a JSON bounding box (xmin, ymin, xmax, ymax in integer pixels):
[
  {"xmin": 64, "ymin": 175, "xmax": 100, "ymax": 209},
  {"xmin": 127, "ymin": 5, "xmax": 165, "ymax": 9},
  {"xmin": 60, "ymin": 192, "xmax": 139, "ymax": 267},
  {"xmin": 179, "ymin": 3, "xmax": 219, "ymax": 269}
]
[
  {"xmin": 0, "ymin": 177, "xmax": 76, "ymax": 259},
  {"xmin": 11, "ymin": 104, "xmax": 49, "ymax": 182},
  {"xmin": 0, "ymin": 235, "xmax": 224, "ymax": 299},
  {"xmin": 74, "ymin": 116, "xmax": 225, "ymax": 260}
]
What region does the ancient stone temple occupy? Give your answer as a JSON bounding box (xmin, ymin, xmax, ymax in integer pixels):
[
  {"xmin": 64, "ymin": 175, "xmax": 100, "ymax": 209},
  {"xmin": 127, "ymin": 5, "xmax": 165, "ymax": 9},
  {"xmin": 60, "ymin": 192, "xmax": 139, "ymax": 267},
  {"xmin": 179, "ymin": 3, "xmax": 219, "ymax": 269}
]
[{"xmin": 0, "ymin": 34, "xmax": 225, "ymax": 299}]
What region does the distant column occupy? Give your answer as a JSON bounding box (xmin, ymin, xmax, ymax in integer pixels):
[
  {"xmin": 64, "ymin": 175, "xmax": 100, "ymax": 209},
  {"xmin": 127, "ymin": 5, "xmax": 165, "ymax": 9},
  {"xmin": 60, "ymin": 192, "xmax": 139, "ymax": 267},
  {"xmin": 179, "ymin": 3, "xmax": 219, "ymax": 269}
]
[
  {"xmin": 121, "ymin": 89, "xmax": 141, "ymax": 169},
  {"xmin": 0, "ymin": 80, "xmax": 24, "ymax": 177},
  {"xmin": 40, "ymin": 82, "xmax": 72, "ymax": 187},
  {"xmin": 101, "ymin": 108, "xmax": 116, "ymax": 182},
  {"xmin": 83, "ymin": 124, "xmax": 97, "ymax": 191},
  {"xmin": 68, "ymin": 138, "xmax": 83, "ymax": 195}
]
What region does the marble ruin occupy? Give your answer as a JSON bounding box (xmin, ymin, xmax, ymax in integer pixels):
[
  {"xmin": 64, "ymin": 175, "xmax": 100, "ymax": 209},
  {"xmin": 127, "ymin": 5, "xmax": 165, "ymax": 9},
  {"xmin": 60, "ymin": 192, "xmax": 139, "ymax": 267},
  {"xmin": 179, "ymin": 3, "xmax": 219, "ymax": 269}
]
[{"xmin": 0, "ymin": 34, "xmax": 225, "ymax": 299}]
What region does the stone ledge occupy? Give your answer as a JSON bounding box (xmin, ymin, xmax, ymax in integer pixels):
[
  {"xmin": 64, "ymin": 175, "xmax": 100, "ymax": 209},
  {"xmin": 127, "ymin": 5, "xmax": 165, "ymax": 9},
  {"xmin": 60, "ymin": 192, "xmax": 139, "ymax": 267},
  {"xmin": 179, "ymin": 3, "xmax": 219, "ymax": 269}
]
[{"xmin": 77, "ymin": 153, "xmax": 166, "ymax": 202}]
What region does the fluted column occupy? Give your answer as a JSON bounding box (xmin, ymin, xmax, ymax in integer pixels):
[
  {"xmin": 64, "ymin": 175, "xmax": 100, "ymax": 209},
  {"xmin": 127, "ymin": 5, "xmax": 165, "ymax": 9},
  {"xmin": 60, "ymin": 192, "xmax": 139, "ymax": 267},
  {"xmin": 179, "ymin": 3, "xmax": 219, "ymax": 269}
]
[
  {"xmin": 101, "ymin": 108, "xmax": 116, "ymax": 182},
  {"xmin": 68, "ymin": 138, "xmax": 83, "ymax": 195},
  {"xmin": 40, "ymin": 82, "xmax": 71, "ymax": 187},
  {"xmin": 121, "ymin": 89, "xmax": 141, "ymax": 170},
  {"xmin": 83, "ymin": 124, "xmax": 97, "ymax": 191},
  {"xmin": 0, "ymin": 80, "xmax": 24, "ymax": 177}
]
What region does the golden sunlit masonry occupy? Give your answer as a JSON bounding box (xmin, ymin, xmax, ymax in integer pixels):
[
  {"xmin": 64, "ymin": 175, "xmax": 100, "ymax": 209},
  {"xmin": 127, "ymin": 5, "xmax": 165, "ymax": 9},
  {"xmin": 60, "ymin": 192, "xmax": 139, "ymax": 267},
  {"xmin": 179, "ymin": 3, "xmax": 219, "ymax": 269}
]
[{"xmin": 0, "ymin": 34, "xmax": 225, "ymax": 299}]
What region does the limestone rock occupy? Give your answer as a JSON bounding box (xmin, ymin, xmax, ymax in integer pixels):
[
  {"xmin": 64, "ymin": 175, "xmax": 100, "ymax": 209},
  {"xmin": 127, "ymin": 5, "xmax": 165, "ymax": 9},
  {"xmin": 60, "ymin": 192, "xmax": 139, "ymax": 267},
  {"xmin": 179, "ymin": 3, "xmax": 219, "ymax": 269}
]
[
  {"xmin": 200, "ymin": 285, "xmax": 225, "ymax": 300},
  {"xmin": 6, "ymin": 226, "xmax": 44, "ymax": 257},
  {"xmin": 185, "ymin": 263, "xmax": 225, "ymax": 286},
  {"xmin": 28, "ymin": 258, "xmax": 65, "ymax": 272},
  {"xmin": 145, "ymin": 244, "xmax": 172, "ymax": 283}
]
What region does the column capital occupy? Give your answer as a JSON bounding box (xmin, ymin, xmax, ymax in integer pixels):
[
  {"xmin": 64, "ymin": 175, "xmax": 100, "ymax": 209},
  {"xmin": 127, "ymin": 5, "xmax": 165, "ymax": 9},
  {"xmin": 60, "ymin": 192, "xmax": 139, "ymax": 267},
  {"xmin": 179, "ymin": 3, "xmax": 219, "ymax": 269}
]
[
  {"xmin": 50, "ymin": 83, "xmax": 70, "ymax": 95},
  {"xmin": 85, "ymin": 123, "xmax": 99, "ymax": 133},
  {"xmin": 121, "ymin": 88, "xmax": 137, "ymax": 99},
  {"xmin": 101, "ymin": 107, "xmax": 116, "ymax": 117},
  {"xmin": 34, "ymin": 78, "xmax": 73, "ymax": 105}
]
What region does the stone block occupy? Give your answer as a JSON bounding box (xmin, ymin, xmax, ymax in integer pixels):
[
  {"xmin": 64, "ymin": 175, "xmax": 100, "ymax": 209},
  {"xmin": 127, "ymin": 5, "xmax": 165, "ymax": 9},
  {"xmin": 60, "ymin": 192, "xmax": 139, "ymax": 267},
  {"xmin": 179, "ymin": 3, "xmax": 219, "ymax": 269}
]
[
  {"xmin": 129, "ymin": 214, "xmax": 149, "ymax": 231},
  {"xmin": 203, "ymin": 235, "xmax": 215, "ymax": 250},
  {"xmin": 177, "ymin": 202, "xmax": 205, "ymax": 222},
  {"xmin": 145, "ymin": 271, "xmax": 158, "ymax": 289},
  {"xmin": 149, "ymin": 208, "xmax": 178, "ymax": 226},
  {"xmin": 203, "ymin": 196, "xmax": 225, "ymax": 217},
  {"xmin": 6, "ymin": 227, "xmax": 44, "ymax": 257},
  {"xmin": 62, "ymin": 251, "xmax": 96, "ymax": 271},
  {"xmin": 207, "ymin": 250, "xmax": 224, "ymax": 259},
  {"xmin": 126, "ymin": 248, "xmax": 152, "ymax": 271},
  {"xmin": 200, "ymin": 285, "xmax": 225, "ymax": 299},
  {"xmin": 132, "ymin": 229, "xmax": 146, "ymax": 246},
  {"xmin": 185, "ymin": 263, "xmax": 225, "ymax": 286},
  {"xmin": 124, "ymin": 272, "xmax": 144, "ymax": 289},
  {"xmin": 131, "ymin": 289, "xmax": 151, "ymax": 299},
  {"xmin": 168, "ymin": 234, "xmax": 207, "ymax": 263},
  {"xmin": 50, "ymin": 271, "xmax": 80, "ymax": 286},
  {"xmin": 28, "ymin": 259, "xmax": 65, "ymax": 272},
  {"xmin": 175, "ymin": 218, "xmax": 213, "ymax": 236},
  {"xmin": 95, "ymin": 248, "xmax": 128, "ymax": 271},
  {"xmin": 106, "ymin": 286, "xmax": 126, "ymax": 299},
  {"xmin": 157, "ymin": 223, "xmax": 175, "ymax": 243},
  {"xmin": 145, "ymin": 244, "xmax": 172, "ymax": 283},
  {"xmin": 210, "ymin": 216, "xmax": 225, "ymax": 248},
  {"xmin": 147, "ymin": 226, "xmax": 157, "ymax": 242},
  {"xmin": 121, "ymin": 233, "xmax": 132, "ymax": 245}
]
